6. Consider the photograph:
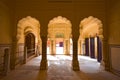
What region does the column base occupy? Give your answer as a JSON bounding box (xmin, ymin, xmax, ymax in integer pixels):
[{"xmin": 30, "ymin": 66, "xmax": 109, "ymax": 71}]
[
  {"xmin": 51, "ymin": 54, "xmax": 55, "ymax": 56},
  {"xmin": 72, "ymin": 60, "xmax": 80, "ymax": 71},
  {"xmin": 65, "ymin": 54, "xmax": 71, "ymax": 56},
  {"xmin": 100, "ymin": 60, "xmax": 105, "ymax": 70},
  {"xmin": 100, "ymin": 60, "xmax": 110, "ymax": 71},
  {"xmin": 40, "ymin": 59, "xmax": 48, "ymax": 70},
  {"xmin": 103, "ymin": 61, "xmax": 110, "ymax": 71}
]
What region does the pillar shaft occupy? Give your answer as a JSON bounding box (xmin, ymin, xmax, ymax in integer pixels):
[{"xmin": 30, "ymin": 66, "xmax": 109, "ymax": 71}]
[
  {"xmin": 64, "ymin": 40, "xmax": 70, "ymax": 55},
  {"xmin": 53, "ymin": 40, "xmax": 56, "ymax": 55},
  {"xmin": 101, "ymin": 38, "xmax": 110, "ymax": 71},
  {"xmin": 81, "ymin": 39, "xmax": 85, "ymax": 55},
  {"xmin": 50, "ymin": 40, "xmax": 53, "ymax": 55},
  {"xmin": 72, "ymin": 39, "xmax": 80, "ymax": 71},
  {"xmin": 63, "ymin": 40, "xmax": 66, "ymax": 54},
  {"xmin": 40, "ymin": 36, "xmax": 47, "ymax": 70},
  {"xmin": 78, "ymin": 40, "xmax": 80, "ymax": 55},
  {"xmin": 67, "ymin": 39, "xmax": 70, "ymax": 55}
]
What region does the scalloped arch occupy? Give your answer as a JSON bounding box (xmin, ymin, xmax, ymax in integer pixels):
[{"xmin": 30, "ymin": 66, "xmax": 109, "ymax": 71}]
[
  {"xmin": 48, "ymin": 16, "xmax": 72, "ymax": 39},
  {"xmin": 48, "ymin": 16, "xmax": 72, "ymax": 27},
  {"xmin": 79, "ymin": 16, "xmax": 103, "ymax": 39},
  {"xmin": 17, "ymin": 16, "xmax": 40, "ymax": 43}
]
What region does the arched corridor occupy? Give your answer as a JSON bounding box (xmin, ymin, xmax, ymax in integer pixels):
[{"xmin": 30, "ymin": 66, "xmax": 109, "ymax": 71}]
[
  {"xmin": 1, "ymin": 0, "xmax": 120, "ymax": 79},
  {"xmin": 0, "ymin": 15, "xmax": 119, "ymax": 80},
  {"xmin": 15, "ymin": 16, "xmax": 104, "ymax": 71},
  {"xmin": 78, "ymin": 16, "xmax": 103, "ymax": 63},
  {"xmin": 47, "ymin": 16, "xmax": 72, "ymax": 55},
  {"xmin": 16, "ymin": 16, "xmax": 41, "ymax": 64}
]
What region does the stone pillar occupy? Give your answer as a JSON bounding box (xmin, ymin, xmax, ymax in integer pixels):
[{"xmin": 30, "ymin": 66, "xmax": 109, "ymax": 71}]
[
  {"xmin": 36, "ymin": 40, "xmax": 41, "ymax": 56},
  {"xmin": 67, "ymin": 39, "xmax": 70, "ymax": 55},
  {"xmin": 40, "ymin": 39, "xmax": 42, "ymax": 55},
  {"xmin": 53, "ymin": 40, "xmax": 56, "ymax": 55},
  {"xmin": 81, "ymin": 39, "xmax": 85, "ymax": 55},
  {"xmin": 64, "ymin": 40, "xmax": 66, "ymax": 55},
  {"xmin": 78, "ymin": 40, "xmax": 80, "ymax": 55},
  {"xmin": 100, "ymin": 38, "xmax": 105, "ymax": 69},
  {"xmin": 40, "ymin": 36, "xmax": 47, "ymax": 70},
  {"xmin": 64, "ymin": 40, "xmax": 69, "ymax": 55},
  {"xmin": 72, "ymin": 38, "xmax": 80, "ymax": 71},
  {"xmin": 49, "ymin": 40, "xmax": 51, "ymax": 54},
  {"xmin": 50, "ymin": 40, "xmax": 54, "ymax": 55},
  {"xmin": 100, "ymin": 38, "xmax": 110, "ymax": 71}
]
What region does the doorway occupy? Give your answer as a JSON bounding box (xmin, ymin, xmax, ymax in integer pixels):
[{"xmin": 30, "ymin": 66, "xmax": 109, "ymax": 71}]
[
  {"xmin": 56, "ymin": 38, "xmax": 64, "ymax": 55},
  {"xmin": 47, "ymin": 16, "xmax": 72, "ymax": 56},
  {"xmin": 25, "ymin": 33, "xmax": 35, "ymax": 58}
]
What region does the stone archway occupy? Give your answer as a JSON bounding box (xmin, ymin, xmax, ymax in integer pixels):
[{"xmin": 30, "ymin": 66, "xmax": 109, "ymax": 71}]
[
  {"xmin": 78, "ymin": 16, "xmax": 103, "ymax": 63},
  {"xmin": 25, "ymin": 33, "xmax": 35, "ymax": 58},
  {"xmin": 16, "ymin": 16, "xmax": 41, "ymax": 64},
  {"xmin": 48, "ymin": 16, "xmax": 72, "ymax": 55}
]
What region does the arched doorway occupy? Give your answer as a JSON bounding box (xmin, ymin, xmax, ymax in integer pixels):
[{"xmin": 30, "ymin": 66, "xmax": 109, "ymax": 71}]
[
  {"xmin": 17, "ymin": 16, "xmax": 41, "ymax": 64},
  {"xmin": 78, "ymin": 16, "xmax": 103, "ymax": 62},
  {"xmin": 25, "ymin": 33, "xmax": 35, "ymax": 58},
  {"xmin": 47, "ymin": 16, "xmax": 72, "ymax": 55}
]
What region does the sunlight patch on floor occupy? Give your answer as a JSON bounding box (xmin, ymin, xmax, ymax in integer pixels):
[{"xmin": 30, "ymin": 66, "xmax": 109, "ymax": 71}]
[{"xmin": 47, "ymin": 55, "xmax": 72, "ymax": 60}]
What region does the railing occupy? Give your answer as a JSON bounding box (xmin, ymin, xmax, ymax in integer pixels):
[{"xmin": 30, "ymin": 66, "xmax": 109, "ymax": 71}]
[
  {"xmin": 15, "ymin": 48, "xmax": 36, "ymax": 65},
  {"xmin": 15, "ymin": 51, "xmax": 24, "ymax": 65},
  {"xmin": 27, "ymin": 49, "xmax": 35, "ymax": 53},
  {"xmin": 27, "ymin": 48, "xmax": 35, "ymax": 57}
]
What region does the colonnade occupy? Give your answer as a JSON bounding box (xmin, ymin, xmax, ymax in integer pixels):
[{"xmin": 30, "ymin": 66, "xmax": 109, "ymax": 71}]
[
  {"xmin": 48, "ymin": 38, "xmax": 71, "ymax": 55},
  {"xmin": 15, "ymin": 16, "xmax": 110, "ymax": 71},
  {"xmin": 78, "ymin": 36, "xmax": 102, "ymax": 62},
  {"xmin": 78, "ymin": 36, "xmax": 105, "ymax": 64},
  {"xmin": 40, "ymin": 36, "xmax": 80, "ymax": 70}
]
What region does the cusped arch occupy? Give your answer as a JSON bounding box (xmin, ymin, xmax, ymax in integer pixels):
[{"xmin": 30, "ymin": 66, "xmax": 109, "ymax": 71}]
[
  {"xmin": 48, "ymin": 16, "xmax": 72, "ymax": 27},
  {"xmin": 17, "ymin": 16, "xmax": 40, "ymax": 43},
  {"xmin": 48, "ymin": 16, "xmax": 72, "ymax": 39},
  {"xmin": 79, "ymin": 16, "xmax": 103, "ymax": 39}
]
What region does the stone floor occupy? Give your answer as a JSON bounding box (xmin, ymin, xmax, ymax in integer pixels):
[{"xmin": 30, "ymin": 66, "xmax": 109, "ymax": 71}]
[{"xmin": 1, "ymin": 55, "xmax": 120, "ymax": 80}]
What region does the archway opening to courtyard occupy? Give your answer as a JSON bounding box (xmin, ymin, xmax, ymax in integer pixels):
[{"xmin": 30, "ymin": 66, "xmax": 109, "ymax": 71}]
[
  {"xmin": 47, "ymin": 16, "xmax": 72, "ymax": 55},
  {"xmin": 47, "ymin": 37, "xmax": 64, "ymax": 55},
  {"xmin": 78, "ymin": 16, "xmax": 103, "ymax": 63},
  {"xmin": 16, "ymin": 16, "xmax": 41, "ymax": 64},
  {"xmin": 55, "ymin": 37, "xmax": 64, "ymax": 54}
]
